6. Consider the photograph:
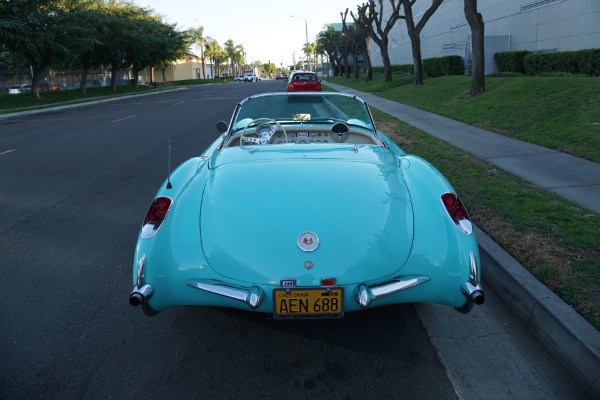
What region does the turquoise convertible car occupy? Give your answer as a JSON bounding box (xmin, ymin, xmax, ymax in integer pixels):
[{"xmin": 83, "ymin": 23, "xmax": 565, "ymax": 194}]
[{"xmin": 130, "ymin": 92, "xmax": 485, "ymax": 318}]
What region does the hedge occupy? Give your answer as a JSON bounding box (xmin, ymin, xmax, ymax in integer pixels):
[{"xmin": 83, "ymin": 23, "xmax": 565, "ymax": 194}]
[
  {"xmin": 495, "ymin": 48, "xmax": 600, "ymax": 76},
  {"xmin": 372, "ymin": 55, "xmax": 464, "ymax": 77},
  {"xmin": 423, "ymin": 55, "xmax": 463, "ymax": 77},
  {"xmin": 494, "ymin": 51, "xmax": 529, "ymax": 74}
]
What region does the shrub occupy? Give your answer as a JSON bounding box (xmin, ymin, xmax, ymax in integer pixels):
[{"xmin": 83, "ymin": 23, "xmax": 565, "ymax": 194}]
[
  {"xmin": 372, "ymin": 56, "xmax": 463, "ymax": 78},
  {"xmin": 523, "ymin": 49, "xmax": 600, "ymax": 76},
  {"xmin": 494, "ymin": 51, "xmax": 529, "ymax": 74},
  {"xmin": 423, "ymin": 56, "xmax": 464, "ymax": 77}
]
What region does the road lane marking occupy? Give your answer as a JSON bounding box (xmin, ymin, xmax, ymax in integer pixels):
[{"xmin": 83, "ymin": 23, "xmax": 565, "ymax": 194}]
[
  {"xmin": 172, "ymin": 101, "xmax": 184, "ymax": 106},
  {"xmin": 111, "ymin": 114, "xmax": 137, "ymax": 123},
  {"xmin": 0, "ymin": 149, "xmax": 15, "ymax": 156}
]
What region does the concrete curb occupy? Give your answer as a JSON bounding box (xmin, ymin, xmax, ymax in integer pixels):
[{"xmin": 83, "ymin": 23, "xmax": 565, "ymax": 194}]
[{"xmin": 475, "ymin": 225, "xmax": 600, "ymax": 398}]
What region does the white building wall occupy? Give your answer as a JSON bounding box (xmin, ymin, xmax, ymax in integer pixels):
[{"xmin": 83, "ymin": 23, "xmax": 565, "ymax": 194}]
[{"xmin": 373, "ymin": 0, "xmax": 600, "ymax": 72}]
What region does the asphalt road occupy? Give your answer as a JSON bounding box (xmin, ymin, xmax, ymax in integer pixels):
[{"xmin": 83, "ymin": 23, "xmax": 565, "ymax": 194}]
[{"xmin": 0, "ymin": 81, "xmax": 589, "ymax": 399}]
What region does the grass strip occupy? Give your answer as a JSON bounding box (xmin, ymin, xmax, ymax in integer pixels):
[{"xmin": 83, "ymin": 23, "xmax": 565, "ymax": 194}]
[
  {"xmin": 373, "ymin": 108, "xmax": 600, "ymax": 330},
  {"xmin": 326, "ymin": 74, "xmax": 600, "ymax": 163}
]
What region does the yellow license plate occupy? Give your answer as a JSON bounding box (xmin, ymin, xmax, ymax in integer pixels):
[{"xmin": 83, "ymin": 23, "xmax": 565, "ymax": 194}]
[{"xmin": 273, "ymin": 288, "xmax": 344, "ymax": 319}]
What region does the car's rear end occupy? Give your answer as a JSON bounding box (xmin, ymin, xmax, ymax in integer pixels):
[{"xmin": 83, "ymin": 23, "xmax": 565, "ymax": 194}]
[
  {"xmin": 287, "ymin": 72, "xmax": 322, "ymax": 92},
  {"xmin": 131, "ymin": 144, "xmax": 483, "ymax": 318}
]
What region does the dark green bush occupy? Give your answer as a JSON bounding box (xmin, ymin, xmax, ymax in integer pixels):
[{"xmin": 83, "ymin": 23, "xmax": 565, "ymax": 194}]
[
  {"xmin": 392, "ymin": 64, "xmax": 414, "ymax": 74},
  {"xmin": 372, "ymin": 64, "xmax": 413, "ymax": 74},
  {"xmin": 575, "ymin": 48, "xmax": 600, "ymax": 76},
  {"xmin": 423, "ymin": 56, "xmax": 464, "ymax": 77},
  {"xmin": 494, "ymin": 51, "xmax": 529, "ymax": 74},
  {"xmin": 372, "ymin": 56, "xmax": 463, "ymax": 77},
  {"xmin": 523, "ymin": 49, "xmax": 600, "ymax": 76}
]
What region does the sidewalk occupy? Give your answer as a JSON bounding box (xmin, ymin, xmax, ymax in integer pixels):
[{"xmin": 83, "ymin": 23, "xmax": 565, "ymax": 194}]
[
  {"xmin": 326, "ymin": 81, "xmax": 600, "ymax": 214},
  {"xmin": 326, "ymin": 81, "xmax": 600, "ymax": 398}
]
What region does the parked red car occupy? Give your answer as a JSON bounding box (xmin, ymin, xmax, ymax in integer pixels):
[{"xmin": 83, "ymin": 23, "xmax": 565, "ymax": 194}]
[
  {"xmin": 287, "ymin": 72, "xmax": 322, "ymax": 92},
  {"xmin": 38, "ymin": 82, "xmax": 59, "ymax": 92}
]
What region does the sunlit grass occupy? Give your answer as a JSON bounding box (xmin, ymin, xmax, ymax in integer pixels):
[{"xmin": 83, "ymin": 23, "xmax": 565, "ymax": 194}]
[{"xmin": 326, "ymin": 74, "xmax": 600, "ymax": 163}]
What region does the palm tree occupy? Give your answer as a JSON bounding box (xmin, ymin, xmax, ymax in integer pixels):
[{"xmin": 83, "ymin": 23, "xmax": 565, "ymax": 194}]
[
  {"xmin": 224, "ymin": 39, "xmax": 236, "ymax": 77},
  {"xmin": 204, "ymin": 37, "xmax": 219, "ymax": 78},
  {"xmin": 234, "ymin": 44, "xmax": 245, "ymax": 74},
  {"xmin": 187, "ymin": 25, "xmax": 207, "ymax": 79}
]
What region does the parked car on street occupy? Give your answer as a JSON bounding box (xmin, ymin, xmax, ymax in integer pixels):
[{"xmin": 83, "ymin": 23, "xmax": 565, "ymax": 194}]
[
  {"xmin": 243, "ymin": 73, "xmax": 259, "ymax": 82},
  {"xmin": 287, "ymin": 71, "xmax": 322, "ymax": 92},
  {"xmin": 8, "ymin": 84, "xmax": 31, "ymax": 94},
  {"xmin": 38, "ymin": 82, "xmax": 59, "ymax": 91},
  {"xmin": 129, "ymin": 92, "xmax": 485, "ymax": 318}
]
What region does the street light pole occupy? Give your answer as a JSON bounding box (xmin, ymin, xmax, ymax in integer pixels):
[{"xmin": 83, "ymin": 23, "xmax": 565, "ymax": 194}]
[{"xmin": 291, "ymin": 15, "xmax": 310, "ymax": 71}]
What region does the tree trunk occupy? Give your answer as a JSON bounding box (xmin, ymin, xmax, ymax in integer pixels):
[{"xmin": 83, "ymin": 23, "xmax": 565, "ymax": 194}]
[
  {"xmin": 131, "ymin": 65, "xmax": 139, "ymax": 86},
  {"xmin": 342, "ymin": 53, "xmax": 350, "ymax": 78},
  {"xmin": 26, "ymin": 56, "xmax": 47, "ymax": 100},
  {"xmin": 353, "ymin": 44, "xmax": 360, "ymax": 79},
  {"xmin": 80, "ymin": 61, "xmax": 90, "ymax": 95},
  {"xmin": 360, "ymin": 43, "xmax": 372, "ymax": 81},
  {"xmin": 110, "ymin": 62, "xmax": 118, "ymax": 91},
  {"xmin": 201, "ymin": 46, "xmax": 206, "ymax": 79},
  {"xmin": 465, "ymin": 0, "xmax": 485, "ymax": 94},
  {"xmin": 409, "ymin": 31, "xmax": 424, "ymax": 85}
]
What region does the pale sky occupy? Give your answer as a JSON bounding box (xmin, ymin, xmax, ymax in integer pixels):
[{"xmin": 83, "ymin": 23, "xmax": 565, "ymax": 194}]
[{"xmin": 133, "ymin": 0, "xmax": 359, "ymax": 67}]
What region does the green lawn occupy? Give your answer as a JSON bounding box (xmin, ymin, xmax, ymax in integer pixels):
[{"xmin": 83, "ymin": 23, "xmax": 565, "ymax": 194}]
[
  {"xmin": 326, "ymin": 74, "xmax": 600, "ymax": 163},
  {"xmin": 323, "ymin": 75, "xmax": 600, "ymax": 330}
]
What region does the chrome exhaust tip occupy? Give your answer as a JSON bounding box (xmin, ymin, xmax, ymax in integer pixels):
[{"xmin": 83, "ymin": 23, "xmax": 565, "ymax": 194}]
[
  {"xmin": 129, "ymin": 284, "xmax": 154, "ymax": 306},
  {"xmin": 461, "ymin": 282, "xmax": 485, "ymax": 305}
]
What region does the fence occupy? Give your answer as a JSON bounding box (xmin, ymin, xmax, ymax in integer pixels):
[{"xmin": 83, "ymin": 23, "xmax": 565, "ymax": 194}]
[{"xmin": 0, "ymin": 69, "xmax": 132, "ymax": 94}]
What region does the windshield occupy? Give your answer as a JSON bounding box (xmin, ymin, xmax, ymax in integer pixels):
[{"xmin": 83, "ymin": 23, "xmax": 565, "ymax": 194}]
[{"xmin": 230, "ymin": 92, "xmax": 376, "ymax": 133}]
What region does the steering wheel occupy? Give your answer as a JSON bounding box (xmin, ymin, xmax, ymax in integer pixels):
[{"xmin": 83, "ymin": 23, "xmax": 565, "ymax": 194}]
[{"xmin": 240, "ymin": 118, "xmax": 288, "ymax": 146}]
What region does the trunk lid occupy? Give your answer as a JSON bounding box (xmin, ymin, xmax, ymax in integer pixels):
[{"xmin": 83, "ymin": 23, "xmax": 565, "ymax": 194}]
[{"xmin": 200, "ymin": 146, "xmax": 414, "ymax": 286}]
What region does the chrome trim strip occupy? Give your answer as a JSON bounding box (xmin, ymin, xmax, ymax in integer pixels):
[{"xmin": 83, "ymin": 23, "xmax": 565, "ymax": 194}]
[
  {"xmin": 355, "ymin": 276, "xmax": 430, "ymax": 308},
  {"xmin": 370, "ymin": 276, "xmax": 429, "ymax": 298},
  {"xmin": 136, "ymin": 254, "xmax": 146, "ymax": 289},
  {"xmin": 186, "ymin": 280, "xmax": 264, "ymax": 310},
  {"xmin": 469, "ymin": 251, "xmax": 479, "ymax": 285}
]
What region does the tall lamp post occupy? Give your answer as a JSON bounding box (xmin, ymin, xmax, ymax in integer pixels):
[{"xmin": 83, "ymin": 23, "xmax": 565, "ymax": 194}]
[{"xmin": 291, "ymin": 15, "xmax": 309, "ymax": 71}]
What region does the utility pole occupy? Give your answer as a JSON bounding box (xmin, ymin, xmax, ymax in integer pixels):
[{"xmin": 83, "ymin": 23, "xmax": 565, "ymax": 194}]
[{"xmin": 291, "ymin": 15, "xmax": 310, "ymax": 71}]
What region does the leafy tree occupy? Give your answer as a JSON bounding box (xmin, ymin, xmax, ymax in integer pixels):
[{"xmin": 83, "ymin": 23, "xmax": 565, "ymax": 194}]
[
  {"xmin": 151, "ymin": 21, "xmax": 189, "ymax": 83},
  {"xmin": 301, "ymin": 42, "xmax": 316, "ymax": 71},
  {"xmin": 204, "ymin": 38, "xmax": 224, "ymax": 78},
  {"xmin": 224, "ymin": 39, "xmax": 236, "ymax": 77},
  {"xmin": 314, "ymin": 37, "xmax": 328, "ymax": 75},
  {"xmin": 98, "ymin": 1, "xmax": 146, "ymax": 90},
  {"xmin": 317, "ymin": 25, "xmax": 343, "ymax": 76},
  {"xmin": 0, "ymin": 0, "xmax": 71, "ymax": 99},
  {"xmin": 187, "ymin": 25, "xmax": 207, "ymax": 79},
  {"xmin": 232, "ymin": 44, "xmax": 245, "ymax": 75},
  {"xmin": 262, "ymin": 62, "xmax": 276, "ymax": 77},
  {"xmin": 60, "ymin": 1, "xmax": 106, "ymax": 94}
]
